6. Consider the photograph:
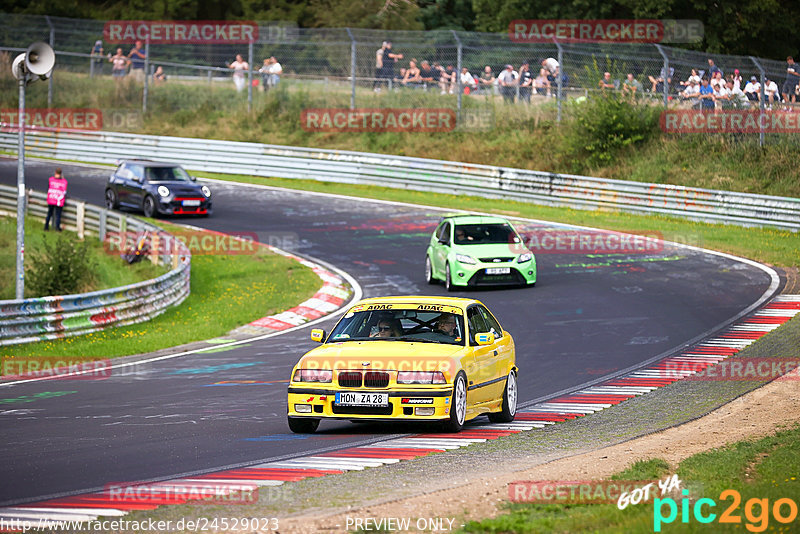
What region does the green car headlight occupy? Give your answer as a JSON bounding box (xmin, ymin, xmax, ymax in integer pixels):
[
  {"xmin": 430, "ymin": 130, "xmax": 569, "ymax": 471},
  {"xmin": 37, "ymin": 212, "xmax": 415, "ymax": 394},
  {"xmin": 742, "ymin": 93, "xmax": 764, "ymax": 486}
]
[
  {"xmin": 518, "ymin": 253, "xmax": 532, "ymax": 263},
  {"xmin": 455, "ymin": 254, "xmax": 477, "ymax": 265}
]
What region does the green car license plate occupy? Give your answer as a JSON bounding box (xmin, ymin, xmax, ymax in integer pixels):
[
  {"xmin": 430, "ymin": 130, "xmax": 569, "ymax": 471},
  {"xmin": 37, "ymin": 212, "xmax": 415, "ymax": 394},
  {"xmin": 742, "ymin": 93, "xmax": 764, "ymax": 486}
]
[
  {"xmin": 335, "ymin": 392, "xmax": 389, "ymax": 406},
  {"xmin": 486, "ymin": 267, "xmax": 510, "ymax": 275}
]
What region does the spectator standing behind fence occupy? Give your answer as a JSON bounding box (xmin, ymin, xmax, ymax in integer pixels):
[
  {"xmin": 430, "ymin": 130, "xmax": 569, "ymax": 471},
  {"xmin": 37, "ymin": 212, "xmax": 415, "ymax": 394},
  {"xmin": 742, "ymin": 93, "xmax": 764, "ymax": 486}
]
[
  {"xmin": 402, "ymin": 60, "xmax": 421, "ymax": 86},
  {"xmin": 228, "ymin": 54, "xmax": 249, "ymax": 92},
  {"xmin": 622, "ymin": 73, "xmax": 642, "ymax": 101},
  {"xmin": 518, "ymin": 61, "xmax": 533, "ymax": 103},
  {"xmin": 90, "ymin": 39, "xmax": 103, "ymax": 75},
  {"xmin": 497, "ymin": 64, "xmax": 517, "ymax": 103},
  {"xmin": 783, "ymin": 56, "xmax": 800, "ymax": 108},
  {"xmin": 732, "ymin": 69, "xmax": 743, "ymax": 91},
  {"xmin": 533, "ymin": 68, "xmax": 551, "ymax": 97},
  {"xmin": 267, "ymin": 56, "xmax": 282, "ymax": 88},
  {"xmin": 479, "ymin": 66, "xmax": 495, "ymax": 94},
  {"xmin": 44, "ymin": 168, "xmax": 67, "ymax": 232},
  {"xmin": 541, "ymin": 57, "xmax": 559, "ymax": 83},
  {"xmin": 152, "ymin": 66, "xmax": 166, "ymax": 84},
  {"xmin": 442, "ymin": 64, "xmax": 456, "ymax": 94},
  {"xmin": 707, "ymin": 58, "xmax": 722, "ymax": 78},
  {"xmin": 460, "ymin": 67, "xmax": 477, "ymax": 93},
  {"xmin": 698, "ymin": 78, "xmax": 715, "ymax": 110},
  {"xmin": 128, "ymin": 40, "xmax": 146, "ymax": 82},
  {"xmin": 681, "ymin": 79, "xmax": 700, "ymax": 108},
  {"xmin": 109, "ymin": 48, "xmax": 129, "ymax": 89},
  {"xmin": 374, "ymin": 41, "xmax": 387, "ymax": 91},
  {"xmin": 598, "ymin": 72, "xmax": 615, "ymax": 91},
  {"xmin": 764, "ymin": 78, "xmax": 780, "ymax": 108},
  {"xmin": 382, "ymin": 42, "xmax": 401, "ymax": 86},
  {"xmin": 259, "ymin": 58, "xmax": 271, "ymax": 91},
  {"xmin": 744, "ymin": 76, "xmax": 761, "ymax": 101}
]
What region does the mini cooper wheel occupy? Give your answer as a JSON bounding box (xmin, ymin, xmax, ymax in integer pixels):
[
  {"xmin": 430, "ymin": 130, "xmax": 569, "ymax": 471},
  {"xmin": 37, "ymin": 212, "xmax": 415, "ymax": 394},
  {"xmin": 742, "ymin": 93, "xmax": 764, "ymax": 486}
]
[
  {"xmin": 488, "ymin": 371, "xmax": 518, "ymax": 423},
  {"xmin": 425, "ymin": 256, "xmax": 435, "ymax": 285},
  {"xmin": 288, "ymin": 417, "xmax": 320, "ymax": 434},
  {"xmin": 445, "ymin": 263, "xmax": 454, "ymax": 292},
  {"xmin": 142, "ymin": 195, "xmax": 157, "ymax": 218},
  {"xmin": 442, "ymin": 372, "xmax": 467, "ymax": 432},
  {"xmin": 105, "ymin": 189, "xmax": 119, "ymax": 209}
]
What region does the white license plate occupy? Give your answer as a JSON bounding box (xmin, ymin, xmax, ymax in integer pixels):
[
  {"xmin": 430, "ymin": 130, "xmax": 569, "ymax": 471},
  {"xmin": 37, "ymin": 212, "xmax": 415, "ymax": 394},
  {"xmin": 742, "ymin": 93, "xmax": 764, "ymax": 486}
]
[
  {"xmin": 182, "ymin": 200, "xmax": 201, "ymax": 206},
  {"xmin": 335, "ymin": 392, "xmax": 389, "ymax": 406},
  {"xmin": 486, "ymin": 267, "xmax": 510, "ymax": 275}
]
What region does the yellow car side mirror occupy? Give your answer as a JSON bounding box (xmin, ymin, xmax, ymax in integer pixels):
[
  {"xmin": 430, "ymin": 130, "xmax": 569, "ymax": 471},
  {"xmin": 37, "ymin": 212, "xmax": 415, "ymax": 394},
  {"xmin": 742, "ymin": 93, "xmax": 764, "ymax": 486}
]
[
  {"xmin": 474, "ymin": 332, "xmax": 494, "ymax": 345},
  {"xmin": 310, "ymin": 329, "xmax": 326, "ymax": 343}
]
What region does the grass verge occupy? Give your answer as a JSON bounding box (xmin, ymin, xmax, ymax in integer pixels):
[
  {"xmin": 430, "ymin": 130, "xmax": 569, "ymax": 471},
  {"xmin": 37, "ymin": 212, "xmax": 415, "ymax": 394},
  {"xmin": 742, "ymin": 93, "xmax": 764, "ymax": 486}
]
[
  {"xmin": 461, "ymin": 423, "xmax": 800, "ymax": 533},
  {"xmin": 195, "ymin": 171, "xmax": 800, "ymax": 269},
  {"xmin": 0, "ymin": 215, "xmax": 162, "ymax": 300},
  {"xmin": 1, "ymin": 221, "xmax": 321, "ymax": 361}
]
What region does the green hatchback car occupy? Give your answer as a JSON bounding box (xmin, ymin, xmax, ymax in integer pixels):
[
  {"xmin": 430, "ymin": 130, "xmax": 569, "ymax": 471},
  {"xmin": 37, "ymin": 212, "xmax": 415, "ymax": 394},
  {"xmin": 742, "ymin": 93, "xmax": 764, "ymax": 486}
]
[{"xmin": 425, "ymin": 215, "xmax": 537, "ymax": 290}]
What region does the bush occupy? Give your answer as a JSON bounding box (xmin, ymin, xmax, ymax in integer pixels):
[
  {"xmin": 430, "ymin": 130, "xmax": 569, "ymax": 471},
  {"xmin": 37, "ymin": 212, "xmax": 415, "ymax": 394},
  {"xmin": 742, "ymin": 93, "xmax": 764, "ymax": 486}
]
[
  {"xmin": 26, "ymin": 234, "xmax": 97, "ymax": 297},
  {"xmin": 564, "ymin": 93, "xmax": 660, "ymax": 169}
]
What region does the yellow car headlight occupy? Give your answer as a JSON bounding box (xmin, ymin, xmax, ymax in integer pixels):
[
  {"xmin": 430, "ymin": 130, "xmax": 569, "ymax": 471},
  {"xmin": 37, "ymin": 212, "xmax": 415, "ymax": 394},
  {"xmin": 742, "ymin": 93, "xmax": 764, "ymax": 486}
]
[
  {"xmin": 397, "ymin": 371, "xmax": 446, "ymax": 384},
  {"xmin": 293, "ymin": 369, "xmax": 332, "ymax": 383}
]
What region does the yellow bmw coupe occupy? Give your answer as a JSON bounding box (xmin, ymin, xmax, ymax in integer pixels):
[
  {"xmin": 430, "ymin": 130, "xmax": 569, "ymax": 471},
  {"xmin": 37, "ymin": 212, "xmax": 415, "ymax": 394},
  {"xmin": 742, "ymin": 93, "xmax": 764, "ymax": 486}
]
[{"xmin": 287, "ymin": 296, "xmax": 518, "ymax": 433}]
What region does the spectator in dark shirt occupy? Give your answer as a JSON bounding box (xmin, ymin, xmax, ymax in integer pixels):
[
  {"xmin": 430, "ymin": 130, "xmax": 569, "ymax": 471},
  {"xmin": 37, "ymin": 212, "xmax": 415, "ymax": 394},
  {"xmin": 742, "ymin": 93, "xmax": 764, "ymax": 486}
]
[
  {"xmin": 598, "ymin": 71, "xmax": 615, "ymax": 91},
  {"xmin": 128, "ymin": 40, "xmax": 146, "ymax": 82},
  {"xmin": 419, "ymin": 61, "xmax": 436, "ymax": 88},
  {"xmin": 479, "ymin": 66, "xmax": 495, "ymax": 95},
  {"xmin": 707, "ymin": 58, "xmax": 722, "ymax": 79},
  {"xmin": 518, "ymin": 61, "xmax": 533, "ymax": 103},
  {"xmin": 783, "ymin": 56, "xmax": 800, "ymax": 106}
]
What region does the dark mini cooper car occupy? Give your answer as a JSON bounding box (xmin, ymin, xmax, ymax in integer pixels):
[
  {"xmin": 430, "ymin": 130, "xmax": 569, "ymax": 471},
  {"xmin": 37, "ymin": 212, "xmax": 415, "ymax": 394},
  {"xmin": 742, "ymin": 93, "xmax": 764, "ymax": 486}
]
[{"xmin": 105, "ymin": 160, "xmax": 212, "ymax": 217}]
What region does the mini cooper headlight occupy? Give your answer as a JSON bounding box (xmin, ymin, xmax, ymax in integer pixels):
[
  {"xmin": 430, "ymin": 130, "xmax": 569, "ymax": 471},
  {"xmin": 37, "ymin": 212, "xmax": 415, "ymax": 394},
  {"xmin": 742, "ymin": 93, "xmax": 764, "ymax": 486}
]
[
  {"xmin": 157, "ymin": 186, "xmax": 170, "ymax": 198},
  {"xmin": 397, "ymin": 371, "xmax": 446, "ymax": 384},
  {"xmin": 201, "ymin": 185, "xmax": 211, "ymax": 197},
  {"xmin": 518, "ymin": 252, "xmax": 532, "ymax": 263},
  {"xmin": 455, "ymin": 254, "xmax": 477, "ymax": 265},
  {"xmin": 293, "ymin": 369, "xmax": 332, "ymax": 383}
]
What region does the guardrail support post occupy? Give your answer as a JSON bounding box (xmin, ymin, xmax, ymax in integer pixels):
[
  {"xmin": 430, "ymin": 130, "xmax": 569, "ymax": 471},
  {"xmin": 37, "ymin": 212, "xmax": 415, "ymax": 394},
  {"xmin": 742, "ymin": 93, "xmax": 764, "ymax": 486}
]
[
  {"xmin": 654, "ymin": 44, "xmax": 669, "ymax": 108},
  {"xmin": 76, "ymin": 201, "xmax": 85, "ymax": 239},
  {"xmin": 98, "ymin": 209, "xmax": 107, "ymax": 242},
  {"xmin": 750, "ymin": 56, "xmax": 766, "ymax": 148},
  {"xmin": 346, "ymin": 28, "xmax": 356, "ymax": 110}
]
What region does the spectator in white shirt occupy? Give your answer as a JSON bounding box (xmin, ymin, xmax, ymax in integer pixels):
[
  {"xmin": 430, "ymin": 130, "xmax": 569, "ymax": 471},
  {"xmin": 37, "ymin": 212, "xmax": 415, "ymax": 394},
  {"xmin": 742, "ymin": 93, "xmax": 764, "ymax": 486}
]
[
  {"xmin": 744, "ymin": 76, "xmax": 761, "ymax": 101},
  {"xmin": 680, "ymin": 69, "xmax": 701, "ymax": 88},
  {"xmin": 497, "ymin": 64, "xmax": 518, "ymax": 103},
  {"xmin": 460, "ymin": 67, "xmax": 477, "ymax": 92},
  {"xmin": 764, "ymin": 78, "xmax": 779, "ymax": 107},
  {"xmin": 681, "ymin": 79, "xmax": 701, "ymax": 108},
  {"xmin": 732, "ymin": 69, "xmax": 743, "ymax": 91}
]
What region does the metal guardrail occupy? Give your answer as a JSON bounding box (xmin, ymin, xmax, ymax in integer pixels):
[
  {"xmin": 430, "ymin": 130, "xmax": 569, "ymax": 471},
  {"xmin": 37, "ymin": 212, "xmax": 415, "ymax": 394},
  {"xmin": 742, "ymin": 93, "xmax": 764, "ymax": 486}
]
[
  {"xmin": 0, "ymin": 184, "xmax": 191, "ymax": 345},
  {"xmin": 1, "ymin": 129, "xmax": 799, "ymax": 230}
]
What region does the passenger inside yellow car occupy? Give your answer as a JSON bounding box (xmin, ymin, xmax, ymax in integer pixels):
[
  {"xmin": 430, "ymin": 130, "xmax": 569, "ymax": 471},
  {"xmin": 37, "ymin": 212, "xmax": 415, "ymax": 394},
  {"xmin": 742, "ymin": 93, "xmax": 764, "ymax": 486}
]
[{"xmin": 370, "ymin": 318, "xmax": 403, "ymax": 338}]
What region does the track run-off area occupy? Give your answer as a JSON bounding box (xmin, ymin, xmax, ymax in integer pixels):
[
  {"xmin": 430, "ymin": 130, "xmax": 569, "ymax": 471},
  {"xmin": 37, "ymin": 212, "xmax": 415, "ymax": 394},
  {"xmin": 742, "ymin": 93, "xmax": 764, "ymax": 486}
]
[{"xmin": 0, "ymin": 158, "xmax": 783, "ymax": 513}]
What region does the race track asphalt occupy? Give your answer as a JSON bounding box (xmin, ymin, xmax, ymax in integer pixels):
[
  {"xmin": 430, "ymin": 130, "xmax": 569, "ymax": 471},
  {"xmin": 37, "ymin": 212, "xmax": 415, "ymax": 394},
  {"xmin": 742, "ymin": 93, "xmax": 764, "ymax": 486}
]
[{"xmin": 0, "ymin": 159, "xmax": 779, "ymax": 505}]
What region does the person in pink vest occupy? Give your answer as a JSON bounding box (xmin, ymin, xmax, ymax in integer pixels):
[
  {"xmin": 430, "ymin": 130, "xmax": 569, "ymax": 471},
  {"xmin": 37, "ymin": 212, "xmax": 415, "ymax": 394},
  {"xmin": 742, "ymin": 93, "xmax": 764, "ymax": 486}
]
[{"xmin": 45, "ymin": 168, "xmax": 68, "ymax": 231}]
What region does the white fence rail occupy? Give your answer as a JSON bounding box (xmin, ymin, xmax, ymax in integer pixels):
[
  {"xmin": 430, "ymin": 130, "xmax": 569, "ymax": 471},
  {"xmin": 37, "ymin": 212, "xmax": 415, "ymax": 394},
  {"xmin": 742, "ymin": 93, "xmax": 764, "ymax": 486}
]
[
  {"xmin": 1, "ymin": 130, "xmax": 798, "ymax": 230},
  {"xmin": 0, "ymin": 184, "xmax": 191, "ymax": 345}
]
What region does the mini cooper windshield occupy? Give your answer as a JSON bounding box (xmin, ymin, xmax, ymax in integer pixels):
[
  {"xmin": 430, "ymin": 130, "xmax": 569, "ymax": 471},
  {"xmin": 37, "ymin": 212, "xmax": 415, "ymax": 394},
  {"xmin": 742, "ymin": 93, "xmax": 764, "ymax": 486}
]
[
  {"xmin": 454, "ymin": 223, "xmax": 521, "ymax": 245},
  {"xmin": 328, "ymin": 304, "xmax": 466, "ymax": 346},
  {"xmin": 145, "ymin": 166, "xmax": 193, "ymax": 182}
]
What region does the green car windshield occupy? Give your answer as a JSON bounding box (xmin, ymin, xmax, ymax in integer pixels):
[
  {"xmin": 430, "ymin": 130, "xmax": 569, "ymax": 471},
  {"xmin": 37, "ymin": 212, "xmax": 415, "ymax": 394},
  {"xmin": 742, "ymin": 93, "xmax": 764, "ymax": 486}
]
[
  {"xmin": 329, "ymin": 308, "xmax": 466, "ymax": 346},
  {"xmin": 454, "ymin": 223, "xmax": 520, "ymax": 245}
]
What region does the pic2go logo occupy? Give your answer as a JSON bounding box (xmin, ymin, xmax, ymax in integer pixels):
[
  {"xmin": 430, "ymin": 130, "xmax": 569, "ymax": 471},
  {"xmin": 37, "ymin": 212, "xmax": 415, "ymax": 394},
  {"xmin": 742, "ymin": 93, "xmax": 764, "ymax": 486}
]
[{"xmin": 654, "ymin": 489, "xmax": 799, "ymax": 532}]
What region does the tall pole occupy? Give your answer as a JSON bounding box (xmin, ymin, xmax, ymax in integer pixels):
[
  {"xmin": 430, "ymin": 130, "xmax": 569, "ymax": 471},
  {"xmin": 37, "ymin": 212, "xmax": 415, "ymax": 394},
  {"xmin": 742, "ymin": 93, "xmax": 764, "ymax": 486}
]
[
  {"xmin": 16, "ymin": 77, "xmax": 26, "ymax": 299},
  {"xmin": 346, "ymin": 28, "xmax": 356, "ymax": 110},
  {"xmin": 247, "ymin": 41, "xmax": 254, "ymax": 112},
  {"xmin": 45, "ymin": 16, "xmax": 54, "ymax": 107}
]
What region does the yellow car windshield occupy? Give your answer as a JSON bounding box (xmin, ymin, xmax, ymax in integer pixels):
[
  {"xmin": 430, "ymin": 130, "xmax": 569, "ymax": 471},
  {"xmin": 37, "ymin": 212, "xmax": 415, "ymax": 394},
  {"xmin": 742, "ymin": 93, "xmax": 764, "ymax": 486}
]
[{"xmin": 329, "ymin": 304, "xmax": 465, "ymax": 345}]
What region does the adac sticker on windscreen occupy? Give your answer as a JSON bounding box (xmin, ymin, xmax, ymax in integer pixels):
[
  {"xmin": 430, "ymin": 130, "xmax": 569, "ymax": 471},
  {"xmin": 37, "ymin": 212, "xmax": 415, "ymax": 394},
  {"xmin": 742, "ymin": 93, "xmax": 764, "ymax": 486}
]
[{"xmin": 348, "ymin": 303, "xmax": 463, "ymax": 315}]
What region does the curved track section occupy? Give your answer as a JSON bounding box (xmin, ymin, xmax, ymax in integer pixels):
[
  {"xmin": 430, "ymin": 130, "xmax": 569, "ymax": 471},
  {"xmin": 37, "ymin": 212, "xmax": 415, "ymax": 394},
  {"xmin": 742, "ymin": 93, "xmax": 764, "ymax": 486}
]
[{"xmin": 0, "ymin": 159, "xmax": 781, "ymax": 505}]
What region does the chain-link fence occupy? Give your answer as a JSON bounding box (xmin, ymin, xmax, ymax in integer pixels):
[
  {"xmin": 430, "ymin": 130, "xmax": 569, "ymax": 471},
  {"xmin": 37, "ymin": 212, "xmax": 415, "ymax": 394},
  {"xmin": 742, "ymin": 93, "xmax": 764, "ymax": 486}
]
[{"xmin": 1, "ymin": 13, "xmax": 798, "ymax": 144}]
